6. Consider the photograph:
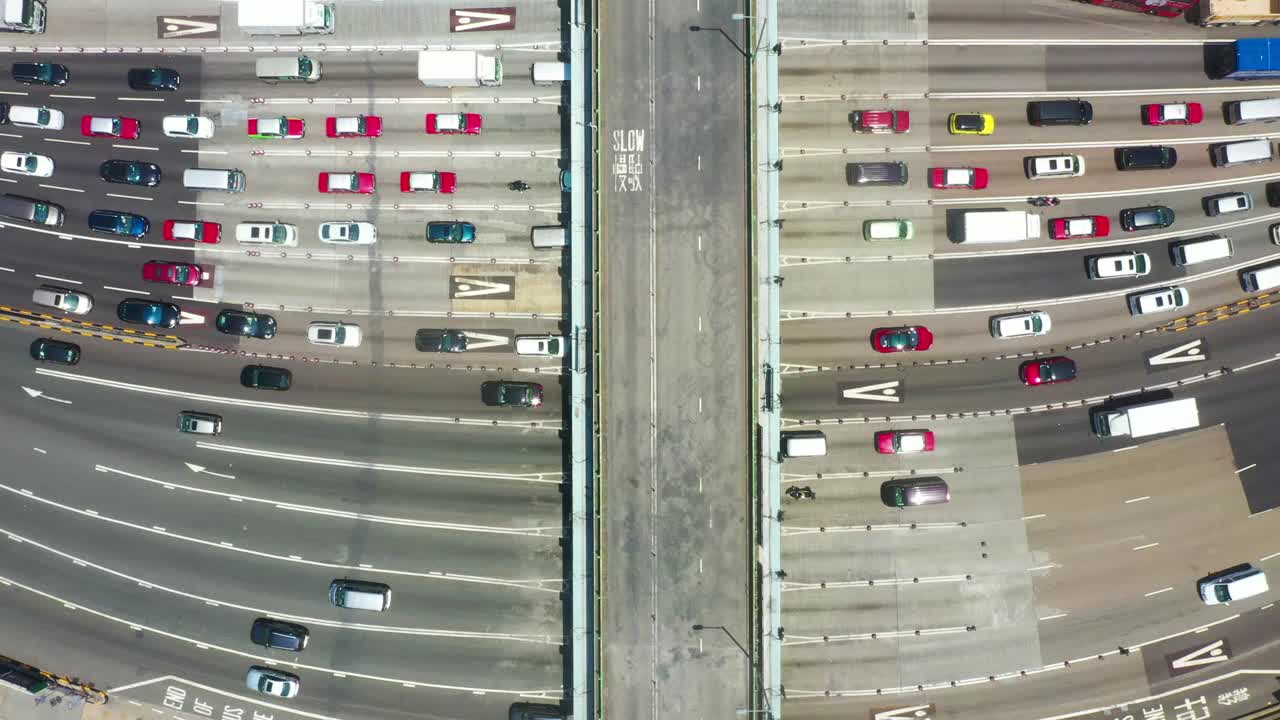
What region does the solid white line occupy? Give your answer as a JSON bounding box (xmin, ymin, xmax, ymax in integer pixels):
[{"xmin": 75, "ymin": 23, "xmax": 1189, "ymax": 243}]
[
  {"xmin": 0, "ymin": 266, "xmax": 12, "ymax": 272},
  {"xmin": 1236, "ymin": 463, "xmax": 1257, "ymax": 474},
  {"xmin": 1124, "ymin": 496, "xmax": 1150, "ymax": 504},
  {"xmin": 112, "ymin": 143, "xmax": 159, "ymax": 152},
  {"xmin": 1022, "ymin": 513, "xmax": 1046, "ymax": 521},
  {"xmin": 1112, "ymin": 445, "xmax": 1138, "ymax": 453},
  {"xmin": 1027, "ymin": 564, "xmax": 1055, "ymax": 573},
  {"xmin": 106, "ymin": 192, "xmax": 152, "ymax": 202},
  {"xmin": 48, "ymin": 93, "xmax": 95, "ymax": 100},
  {"xmin": 1261, "ymin": 551, "xmax": 1280, "ymax": 562},
  {"xmin": 102, "ymin": 285, "xmax": 149, "ymax": 295},
  {"xmin": 1132, "ymin": 542, "xmax": 1159, "ymax": 551},
  {"xmin": 180, "ymin": 149, "xmax": 228, "ymax": 155},
  {"xmin": 1144, "ymin": 586, "xmax": 1173, "ymax": 598},
  {"xmin": 44, "ymin": 138, "xmax": 90, "ymax": 146},
  {"xmin": 38, "ymin": 183, "xmax": 83, "ymax": 192},
  {"xmin": 34, "ymin": 273, "xmax": 81, "ymax": 285},
  {"xmin": 1039, "ymin": 613, "xmax": 1067, "ymax": 621},
  {"xmin": 1249, "ymin": 508, "xmax": 1273, "ymax": 519},
  {"xmin": 194, "ymin": 443, "xmax": 558, "ymax": 484},
  {"xmin": 117, "ymin": 96, "xmax": 164, "ymax": 102},
  {"xmin": 177, "ymin": 199, "xmax": 226, "ymax": 206}
]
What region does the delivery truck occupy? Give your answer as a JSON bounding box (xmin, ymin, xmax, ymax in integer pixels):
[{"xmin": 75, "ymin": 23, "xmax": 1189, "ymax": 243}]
[
  {"xmin": 950, "ymin": 209, "xmax": 1042, "ymax": 244},
  {"xmin": 0, "ymin": 0, "xmax": 45, "ymax": 33},
  {"xmin": 238, "ymin": 0, "xmax": 335, "ymax": 36},
  {"xmin": 1090, "ymin": 397, "xmax": 1200, "ymax": 438},
  {"xmin": 417, "ymin": 50, "xmax": 503, "ymax": 87},
  {"xmin": 1200, "ymin": 0, "xmax": 1280, "ymax": 26}
]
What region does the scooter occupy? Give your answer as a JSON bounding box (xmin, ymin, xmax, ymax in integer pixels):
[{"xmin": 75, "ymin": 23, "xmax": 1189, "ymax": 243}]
[
  {"xmin": 1029, "ymin": 196, "xmax": 1060, "ymax": 207},
  {"xmin": 508, "ymin": 180, "xmax": 531, "ymax": 192}
]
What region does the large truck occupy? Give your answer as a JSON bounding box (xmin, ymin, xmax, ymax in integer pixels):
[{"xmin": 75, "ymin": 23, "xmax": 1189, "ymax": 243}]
[
  {"xmin": 1200, "ymin": 0, "xmax": 1280, "ymax": 25},
  {"xmin": 417, "ymin": 50, "xmax": 503, "ymax": 87},
  {"xmin": 237, "ymin": 0, "xmax": 335, "ymax": 36},
  {"xmin": 1076, "ymin": 0, "xmax": 1197, "ymax": 18},
  {"xmin": 1090, "ymin": 397, "xmax": 1200, "ymax": 438},
  {"xmin": 1212, "ymin": 38, "xmax": 1280, "ymax": 79},
  {"xmin": 0, "ymin": 0, "xmax": 45, "ymax": 33},
  {"xmin": 950, "ymin": 209, "xmax": 1041, "ymax": 244}
]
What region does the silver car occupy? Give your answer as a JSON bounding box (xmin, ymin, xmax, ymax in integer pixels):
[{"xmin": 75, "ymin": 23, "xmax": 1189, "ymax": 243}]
[
  {"xmin": 177, "ymin": 411, "xmax": 222, "ymax": 435},
  {"xmin": 245, "ymin": 666, "xmax": 300, "ymax": 698}
]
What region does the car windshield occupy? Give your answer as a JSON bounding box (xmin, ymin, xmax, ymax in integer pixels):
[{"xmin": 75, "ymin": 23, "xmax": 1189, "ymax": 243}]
[
  {"xmin": 958, "ymin": 115, "xmax": 981, "ymax": 129},
  {"xmin": 883, "ymin": 330, "xmax": 914, "ymax": 349},
  {"xmin": 298, "ymin": 58, "xmax": 314, "ymax": 76},
  {"xmin": 270, "ymin": 225, "xmax": 286, "ymax": 241},
  {"xmin": 345, "ymin": 225, "xmax": 360, "ymax": 241},
  {"xmin": 36, "ymin": 109, "xmax": 49, "ymax": 124},
  {"xmin": 20, "ymin": 156, "xmax": 35, "ymax": 171},
  {"xmin": 183, "ymin": 118, "xmax": 199, "ymax": 134},
  {"xmin": 63, "ymin": 295, "xmax": 80, "ymax": 311},
  {"xmin": 32, "ymin": 204, "xmax": 48, "ymax": 223},
  {"xmin": 33, "ymin": 65, "xmax": 53, "ymax": 81},
  {"xmin": 1214, "ymin": 584, "xmax": 1231, "ymax": 603},
  {"xmin": 124, "ymin": 164, "xmax": 140, "ymax": 181},
  {"xmin": 170, "ymin": 266, "xmax": 191, "ymax": 283}
]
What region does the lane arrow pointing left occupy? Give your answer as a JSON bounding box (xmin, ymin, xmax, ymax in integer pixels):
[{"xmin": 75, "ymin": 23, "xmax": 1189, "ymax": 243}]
[
  {"xmin": 185, "ymin": 462, "xmax": 236, "ymax": 480},
  {"xmin": 22, "ymin": 386, "xmax": 71, "ymax": 404}
]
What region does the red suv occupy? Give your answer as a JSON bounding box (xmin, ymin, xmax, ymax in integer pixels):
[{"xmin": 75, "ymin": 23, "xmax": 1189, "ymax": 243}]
[{"xmin": 851, "ymin": 110, "xmax": 910, "ymax": 134}]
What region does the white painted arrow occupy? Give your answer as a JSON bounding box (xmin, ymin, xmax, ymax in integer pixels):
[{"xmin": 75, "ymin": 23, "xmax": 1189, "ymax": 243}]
[
  {"xmin": 452, "ymin": 277, "xmax": 512, "ymax": 298},
  {"xmin": 460, "ymin": 332, "xmax": 509, "ymax": 351},
  {"xmin": 185, "ymin": 462, "xmax": 236, "ymax": 480},
  {"xmin": 1148, "ymin": 338, "xmax": 1206, "ymax": 366},
  {"xmin": 841, "ymin": 379, "xmax": 902, "ymax": 403},
  {"xmin": 21, "ymin": 386, "xmax": 71, "ymax": 404},
  {"xmin": 1170, "ymin": 639, "xmax": 1230, "ymax": 670},
  {"xmin": 452, "ymin": 9, "xmax": 514, "ymax": 32},
  {"xmin": 875, "ymin": 705, "xmax": 933, "ymax": 720},
  {"xmin": 160, "ymin": 17, "xmax": 219, "ymax": 38},
  {"xmin": 178, "ymin": 311, "xmax": 206, "ymax": 326}
]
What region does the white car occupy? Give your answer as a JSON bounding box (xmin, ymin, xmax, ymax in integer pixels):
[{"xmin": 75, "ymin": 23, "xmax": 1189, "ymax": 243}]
[
  {"xmin": 990, "ymin": 311, "xmax": 1051, "ymax": 339},
  {"xmin": 0, "ymin": 151, "xmax": 53, "ymax": 177},
  {"xmin": 515, "ymin": 334, "xmax": 564, "ymax": 357},
  {"xmin": 307, "ymin": 321, "xmax": 362, "ymax": 348},
  {"xmin": 319, "ymin": 221, "xmax": 377, "ymax": 245},
  {"xmin": 162, "ymin": 115, "xmax": 213, "ymax": 139},
  {"xmin": 32, "ymin": 285, "xmax": 92, "ymax": 315},
  {"xmin": 236, "ymin": 222, "xmax": 298, "ymax": 247},
  {"xmin": 1128, "ymin": 286, "xmax": 1189, "ymax": 316},
  {"xmin": 9, "ymin": 105, "xmax": 64, "ymax": 130},
  {"xmin": 1088, "ymin": 252, "xmax": 1150, "ymax": 280},
  {"xmin": 245, "ymin": 666, "xmax": 299, "ymax": 698}
]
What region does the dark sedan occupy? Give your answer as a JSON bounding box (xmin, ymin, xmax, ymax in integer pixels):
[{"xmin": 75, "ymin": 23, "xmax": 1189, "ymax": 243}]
[
  {"xmin": 249, "ymin": 618, "xmax": 309, "ymax": 651},
  {"xmin": 216, "ymin": 310, "xmax": 276, "ymax": 340},
  {"xmin": 481, "ymin": 380, "xmax": 543, "ymax": 408},
  {"xmin": 88, "ymin": 209, "xmax": 149, "ymax": 238},
  {"xmin": 29, "ymin": 338, "xmax": 79, "ymax": 365},
  {"xmin": 415, "ymin": 329, "xmax": 467, "ymax": 352},
  {"xmin": 12, "ymin": 62, "xmax": 68, "ymax": 86},
  {"xmin": 117, "ymin": 298, "xmax": 180, "ymax": 328},
  {"xmin": 100, "ymin": 160, "xmax": 161, "ymax": 187},
  {"xmin": 241, "ymin": 365, "xmax": 292, "ymax": 391},
  {"xmin": 1019, "ymin": 356, "xmax": 1077, "ymax": 386},
  {"xmin": 1119, "ymin": 205, "xmax": 1174, "ymax": 232},
  {"xmin": 128, "ymin": 67, "xmax": 180, "ymax": 92}
]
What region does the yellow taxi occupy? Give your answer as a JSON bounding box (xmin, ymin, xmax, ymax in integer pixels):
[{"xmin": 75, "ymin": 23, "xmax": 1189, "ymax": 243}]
[{"xmin": 948, "ymin": 112, "xmax": 995, "ymax": 135}]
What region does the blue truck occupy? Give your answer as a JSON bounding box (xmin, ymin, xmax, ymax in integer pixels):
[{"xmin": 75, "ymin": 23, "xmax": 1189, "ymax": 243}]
[{"xmin": 1214, "ymin": 38, "xmax": 1280, "ymax": 80}]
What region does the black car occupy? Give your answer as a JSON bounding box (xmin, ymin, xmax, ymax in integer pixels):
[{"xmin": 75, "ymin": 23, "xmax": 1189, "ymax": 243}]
[
  {"xmin": 100, "ymin": 160, "xmax": 160, "ymax": 187},
  {"xmin": 88, "ymin": 209, "xmax": 149, "ymax": 237},
  {"xmin": 1119, "ymin": 206, "xmax": 1175, "ymax": 232},
  {"xmin": 128, "ymin": 67, "xmax": 180, "ymax": 92},
  {"xmin": 29, "ymin": 338, "xmax": 79, "ymax": 365},
  {"xmin": 216, "ymin": 310, "xmax": 277, "ymax": 340},
  {"xmin": 415, "ymin": 329, "xmax": 467, "ymax": 352},
  {"xmin": 249, "ymin": 618, "xmax": 310, "ymax": 651},
  {"xmin": 117, "ymin": 298, "xmax": 180, "ymax": 328},
  {"xmin": 12, "ymin": 62, "xmax": 69, "ymax": 86},
  {"xmin": 1267, "ymin": 182, "xmax": 1280, "ymax": 208},
  {"xmin": 241, "ymin": 365, "xmax": 292, "ymax": 391},
  {"xmin": 1115, "ymin": 146, "xmax": 1177, "ymax": 171},
  {"xmin": 0, "ymin": 102, "xmax": 9, "ymax": 124},
  {"xmin": 509, "ymin": 703, "xmax": 564, "ymax": 720},
  {"xmin": 481, "ymin": 380, "xmax": 543, "ymax": 408}
]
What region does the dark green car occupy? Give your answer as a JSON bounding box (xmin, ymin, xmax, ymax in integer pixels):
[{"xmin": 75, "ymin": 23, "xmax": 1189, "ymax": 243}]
[
  {"xmin": 29, "ymin": 337, "xmax": 79, "ymax": 365},
  {"xmin": 241, "ymin": 365, "xmax": 291, "ymax": 391},
  {"xmin": 425, "ymin": 221, "xmax": 476, "ymax": 244}
]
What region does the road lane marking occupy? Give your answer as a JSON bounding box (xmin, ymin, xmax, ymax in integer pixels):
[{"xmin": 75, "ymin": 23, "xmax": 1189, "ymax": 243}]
[
  {"xmin": 1147, "ymin": 338, "xmax": 1207, "ymax": 367},
  {"xmin": 1133, "ymin": 542, "xmax": 1159, "ymax": 551},
  {"xmin": 44, "ymin": 138, "xmax": 90, "ymax": 146},
  {"xmin": 34, "ymin": 368, "xmax": 556, "ymax": 430},
  {"xmin": 840, "ymin": 379, "xmax": 903, "ymax": 403},
  {"xmin": 48, "ymin": 93, "xmax": 94, "ymax": 100},
  {"xmin": 1236, "ymin": 463, "xmax": 1257, "ymax": 474},
  {"xmin": 34, "ymin": 273, "xmax": 81, "ymax": 284},
  {"xmin": 21, "ymin": 386, "xmax": 71, "ymax": 404},
  {"xmin": 99, "ymin": 463, "xmax": 558, "ymax": 536},
  {"xmin": 1145, "ymin": 586, "xmax": 1174, "ymax": 597},
  {"xmin": 112, "ymin": 143, "xmax": 159, "ymax": 152},
  {"xmin": 117, "ymin": 96, "xmax": 165, "ymax": 102},
  {"xmin": 106, "ymin": 192, "xmax": 152, "ymax": 201},
  {"xmin": 103, "ymin": 285, "xmax": 148, "ymax": 295},
  {"xmin": 1125, "ymin": 495, "xmax": 1151, "ymax": 503},
  {"xmin": 38, "ymin": 183, "xmax": 83, "ymax": 192}
]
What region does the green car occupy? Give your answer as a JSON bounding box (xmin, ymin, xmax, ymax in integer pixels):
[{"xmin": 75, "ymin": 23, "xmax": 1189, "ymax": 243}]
[
  {"xmin": 863, "ymin": 219, "xmax": 913, "ymax": 242},
  {"xmin": 426, "ymin": 221, "xmax": 476, "ymax": 244}
]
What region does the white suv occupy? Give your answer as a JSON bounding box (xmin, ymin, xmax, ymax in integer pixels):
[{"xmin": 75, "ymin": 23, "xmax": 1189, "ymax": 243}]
[
  {"xmin": 990, "ymin": 311, "xmax": 1051, "ymax": 339},
  {"xmin": 307, "ymin": 321, "xmax": 362, "ymax": 348},
  {"xmin": 236, "ymin": 222, "xmax": 298, "ymax": 247},
  {"xmin": 1128, "ymin": 287, "xmax": 1189, "ymax": 315}
]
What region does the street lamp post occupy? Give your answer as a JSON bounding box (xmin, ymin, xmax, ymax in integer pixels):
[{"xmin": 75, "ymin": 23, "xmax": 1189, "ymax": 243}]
[
  {"xmin": 692, "ymin": 624, "xmax": 772, "ymax": 719},
  {"xmin": 688, "ymin": 24, "xmax": 750, "ymax": 60}
]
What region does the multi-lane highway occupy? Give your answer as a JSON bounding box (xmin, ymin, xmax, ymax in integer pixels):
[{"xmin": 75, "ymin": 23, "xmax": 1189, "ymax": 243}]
[
  {"xmin": 776, "ymin": 3, "xmax": 1280, "ymax": 720},
  {"xmin": 0, "ymin": 5, "xmax": 570, "ymax": 719}
]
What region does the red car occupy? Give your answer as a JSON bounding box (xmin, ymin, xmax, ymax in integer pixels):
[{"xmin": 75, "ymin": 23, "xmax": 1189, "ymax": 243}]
[
  {"xmin": 319, "ymin": 172, "xmax": 375, "ymax": 194},
  {"xmin": 1143, "ymin": 102, "xmax": 1203, "ymax": 126},
  {"xmin": 874, "ymin": 429, "xmax": 935, "ymax": 454},
  {"xmin": 425, "ymin": 112, "xmax": 483, "ymax": 135},
  {"xmin": 871, "ymin": 326, "xmax": 933, "ymax": 353},
  {"xmin": 163, "ymin": 220, "xmax": 221, "ymax": 244},
  {"xmin": 142, "ymin": 260, "xmax": 204, "ymax": 286},
  {"xmin": 400, "ymin": 171, "xmax": 457, "ymax": 193},
  {"xmin": 929, "ymin": 167, "xmax": 988, "ymax": 189},
  {"xmin": 326, "ymin": 115, "xmax": 382, "ymax": 138},
  {"xmin": 1050, "ymin": 215, "xmax": 1110, "ymax": 240},
  {"xmin": 851, "ymin": 109, "xmax": 910, "ymax": 134},
  {"xmin": 81, "ymin": 115, "xmax": 140, "ymax": 139},
  {"xmin": 1019, "ymin": 356, "xmax": 1077, "ymax": 386},
  {"xmin": 247, "ymin": 116, "xmax": 305, "ymax": 139}
]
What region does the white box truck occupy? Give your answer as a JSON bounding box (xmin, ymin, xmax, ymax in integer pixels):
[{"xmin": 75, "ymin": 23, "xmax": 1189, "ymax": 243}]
[
  {"xmin": 952, "ymin": 209, "xmax": 1041, "ymax": 244},
  {"xmin": 1090, "ymin": 397, "xmax": 1199, "ymax": 438},
  {"xmin": 0, "ymin": 0, "xmax": 45, "ymax": 33},
  {"xmin": 1200, "ymin": 0, "xmax": 1280, "ymax": 27},
  {"xmin": 417, "ymin": 50, "xmax": 502, "ymax": 87},
  {"xmin": 238, "ymin": 0, "xmax": 335, "ymax": 35}
]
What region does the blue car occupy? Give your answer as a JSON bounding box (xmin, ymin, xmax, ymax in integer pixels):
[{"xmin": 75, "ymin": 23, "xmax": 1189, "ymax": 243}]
[
  {"xmin": 425, "ymin": 221, "xmax": 476, "ymax": 244},
  {"xmin": 88, "ymin": 209, "xmax": 149, "ymax": 237},
  {"xmin": 117, "ymin": 298, "xmax": 180, "ymax": 329}
]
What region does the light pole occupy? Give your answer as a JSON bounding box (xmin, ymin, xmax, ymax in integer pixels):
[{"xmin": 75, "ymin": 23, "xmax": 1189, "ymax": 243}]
[
  {"xmin": 689, "ymin": 24, "xmax": 749, "ymax": 60},
  {"xmin": 692, "ymin": 624, "xmax": 772, "ymax": 719}
]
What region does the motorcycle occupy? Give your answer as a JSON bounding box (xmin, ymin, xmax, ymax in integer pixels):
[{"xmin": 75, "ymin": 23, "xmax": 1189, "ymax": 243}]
[
  {"xmin": 1029, "ymin": 196, "xmax": 1060, "ymax": 207},
  {"xmin": 508, "ymin": 180, "xmax": 531, "ymax": 192}
]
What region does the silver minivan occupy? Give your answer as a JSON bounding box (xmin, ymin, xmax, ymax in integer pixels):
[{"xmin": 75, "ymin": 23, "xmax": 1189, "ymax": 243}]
[
  {"xmin": 1204, "ymin": 192, "xmax": 1251, "ymax": 217},
  {"xmin": 184, "ymin": 168, "xmax": 246, "ymax": 193},
  {"xmin": 328, "ymin": 578, "xmax": 391, "ymax": 612},
  {"xmin": 1170, "ymin": 235, "xmax": 1232, "ymax": 267},
  {"xmin": 780, "ymin": 430, "xmax": 827, "ymax": 458},
  {"xmin": 255, "ymin": 56, "xmax": 321, "ymax": 83},
  {"xmin": 1025, "ymin": 154, "xmax": 1085, "ymax": 179},
  {"xmin": 531, "ymin": 225, "xmax": 567, "ymax": 249}
]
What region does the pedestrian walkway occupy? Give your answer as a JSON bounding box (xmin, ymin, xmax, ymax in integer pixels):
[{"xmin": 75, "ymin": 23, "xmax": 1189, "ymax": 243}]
[{"xmin": 0, "ymin": 683, "xmax": 151, "ymax": 720}]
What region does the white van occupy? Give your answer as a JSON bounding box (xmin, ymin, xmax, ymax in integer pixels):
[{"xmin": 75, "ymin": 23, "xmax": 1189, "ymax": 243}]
[
  {"xmin": 1226, "ymin": 97, "xmax": 1280, "ymax": 125},
  {"xmin": 1170, "ymin": 235, "xmax": 1232, "ymax": 267},
  {"xmin": 255, "ymin": 56, "xmax": 321, "ymax": 83},
  {"xmin": 184, "ymin": 168, "xmax": 246, "ymax": 193},
  {"xmin": 328, "ymin": 579, "xmax": 391, "ymax": 611},
  {"xmin": 780, "ymin": 430, "xmax": 826, "ymax": 458},
  {"xmin": 531, "ymin": 225, "xmax": 567, "ymax": 249},
  {"xmin": 1088, "ymin": 251, "xmax": 1150, "ymax": 279},
  {"xmin": 1128, "ymin": 286, "xmax": 1189, "ymax": 315},
  {"xmin": 532, "ymin": 61, "xmax": 569, "ymax": 86},
  {"xmin": 863, "ymin": 219, "xmax": 913, "ymax": 241},
  {"xmin": 1200, "ymin": 566, "xmax": 1268, "ymax": 605},
  {"xmin": 1205, "ymin": 192, "xmax": 1251, "ymax": 217},
  {"xmin": 236, "ymin": 222, "xmax": 298, "ymax": 247},
  {"xmin": 1025, "ymin": 154, "xmax": 1085, "ymax": 179},
  {"xmin": 1242, "ymin": 262, "xmax": 1280, "ymax": 292},
  {"xmin": 990, "ymin": 310, "xmax": 1051, "ymax": 339},
  {"xmin": 1211, "ymin": 138, "xmax": 1273, "ymax": 167}
]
